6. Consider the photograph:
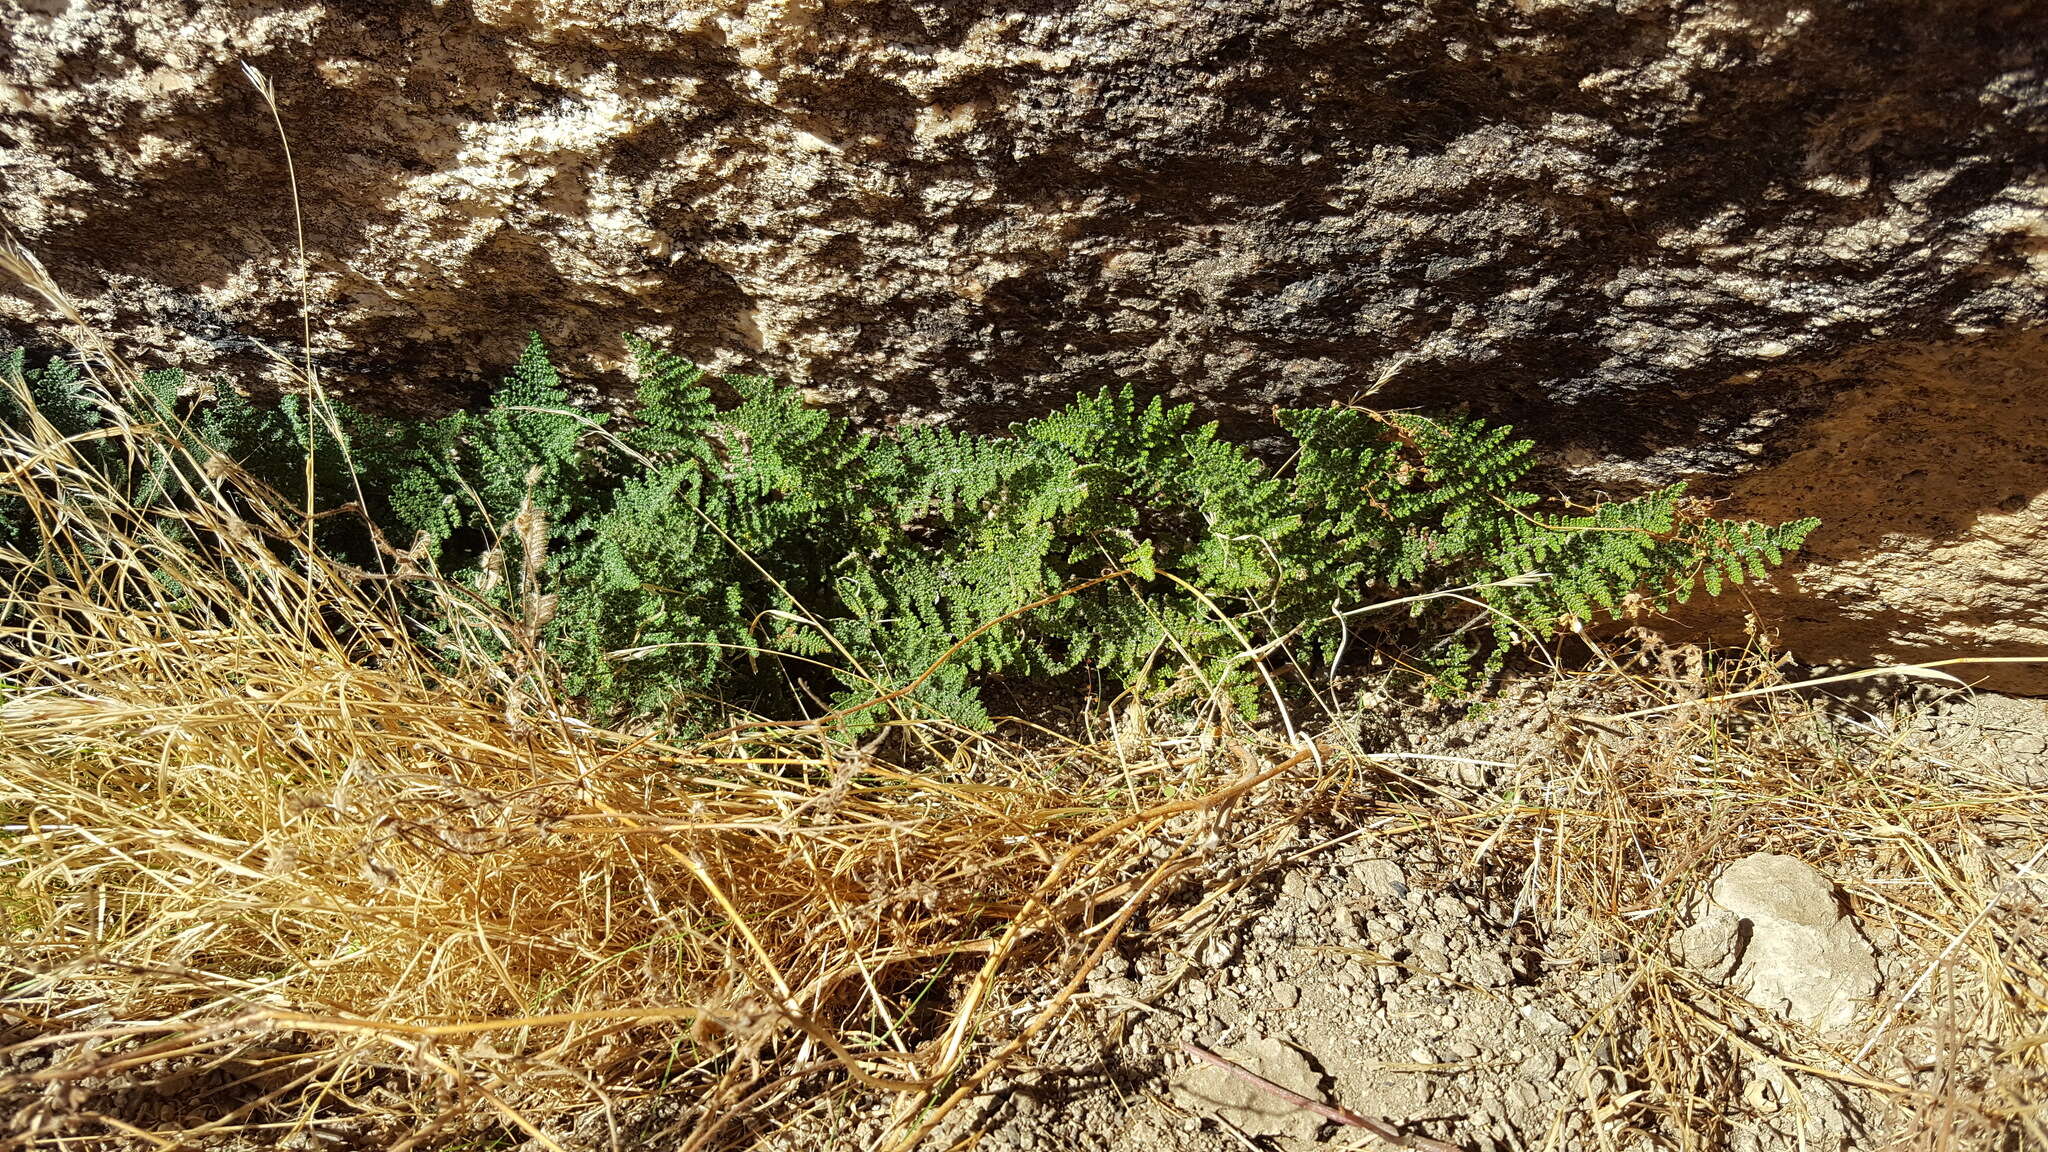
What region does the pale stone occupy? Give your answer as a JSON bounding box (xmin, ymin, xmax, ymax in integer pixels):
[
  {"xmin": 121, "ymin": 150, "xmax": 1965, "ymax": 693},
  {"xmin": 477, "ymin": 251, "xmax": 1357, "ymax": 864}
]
[{"xmin": 1680, "ymin": 853, "xmax": 1881, "ymax": 1030}]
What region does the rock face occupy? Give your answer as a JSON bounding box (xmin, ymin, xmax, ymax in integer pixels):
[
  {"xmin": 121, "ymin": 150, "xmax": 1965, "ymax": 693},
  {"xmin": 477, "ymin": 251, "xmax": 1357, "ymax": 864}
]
[
  {"xmin": 4, "ymin": 0, "xmax": 2045, "ymax": 680},
  {"xmin": 1704, "ymin": 328, "xmax": 2048, "ymax": 692}
]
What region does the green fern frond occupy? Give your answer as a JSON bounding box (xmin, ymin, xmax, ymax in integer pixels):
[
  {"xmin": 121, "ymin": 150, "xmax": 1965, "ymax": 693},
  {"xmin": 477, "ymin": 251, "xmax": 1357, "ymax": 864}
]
[
  {"xmin": 0, "ymin": 337, "xmax": 1819, "ymax": 731},
  {"xmin": 624, "ymin": 335, "xmax": 714, "ymax": 462},
  {"xmin": 1, "ymin": 348, "xmax": 101, "ymax": 440}
]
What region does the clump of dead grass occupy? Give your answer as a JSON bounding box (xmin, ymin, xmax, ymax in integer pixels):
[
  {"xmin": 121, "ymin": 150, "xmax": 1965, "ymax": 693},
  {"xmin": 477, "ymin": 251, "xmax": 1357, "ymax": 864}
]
[{"xmin": 0, "ymin": 329, "xmax": 1310, "ymax": 1150}]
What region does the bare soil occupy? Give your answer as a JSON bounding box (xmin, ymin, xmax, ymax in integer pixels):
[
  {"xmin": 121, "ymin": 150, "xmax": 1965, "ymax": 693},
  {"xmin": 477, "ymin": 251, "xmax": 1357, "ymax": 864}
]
[{"xmin": 758, "ymin": 676, "xmax": 2047, "ymax": 1152}]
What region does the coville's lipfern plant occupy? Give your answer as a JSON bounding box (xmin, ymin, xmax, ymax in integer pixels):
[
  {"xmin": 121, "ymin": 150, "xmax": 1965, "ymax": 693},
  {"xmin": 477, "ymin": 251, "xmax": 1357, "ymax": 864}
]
[{"xmin": 0, "ymin": 339, "xmax": 1817, "ymax": 729}]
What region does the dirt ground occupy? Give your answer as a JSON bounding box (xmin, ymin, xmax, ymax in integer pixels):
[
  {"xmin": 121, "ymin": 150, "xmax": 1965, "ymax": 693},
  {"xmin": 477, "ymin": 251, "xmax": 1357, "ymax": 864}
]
[
  {"xmin": 758, "ymin": 675, "xmax": 2048, "ymax": 1152},
  {"xmin": 6, "ymin": 667, "xmax": 2043, "ymax": 1151}
]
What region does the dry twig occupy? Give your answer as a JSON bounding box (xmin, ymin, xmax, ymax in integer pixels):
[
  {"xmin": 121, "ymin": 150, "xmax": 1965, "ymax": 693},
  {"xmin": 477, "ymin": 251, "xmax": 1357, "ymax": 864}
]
[{"xmin": 1179, "ymin": 1042, "xmax": 1464, "ymax": 1152}]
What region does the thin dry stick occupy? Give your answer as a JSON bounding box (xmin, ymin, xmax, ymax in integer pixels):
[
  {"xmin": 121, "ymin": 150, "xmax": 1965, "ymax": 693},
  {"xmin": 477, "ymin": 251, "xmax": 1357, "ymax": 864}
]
[
  {"xmin": 239, "ymin": 62, "xmax": 327, "ymax": 633},
  {"xmin": 239, "ymin": 63, "xmax": 314, "ymax": 387},
  {"xmin": 1591, "ymin": 656, "xmax": 2048, "ymax": 723},
  {"xmin": 928, "ymin": 739, "xmax": 1321, "ymax": 1077},
  {"xmin": 1179, "ymin": 1042, "xmax": 1465, "ymax": 1152},
  {"xmin": 883, "ymin": 742, "xmax": 1324, "ymax": 1152},
  {"xmin": 1854, "ymin": 838, "xmax": 2048, "ymax": 1065},
  {"xmin": 885, "ymin": 836, "xmax": 1197, "ymax": 1152}
]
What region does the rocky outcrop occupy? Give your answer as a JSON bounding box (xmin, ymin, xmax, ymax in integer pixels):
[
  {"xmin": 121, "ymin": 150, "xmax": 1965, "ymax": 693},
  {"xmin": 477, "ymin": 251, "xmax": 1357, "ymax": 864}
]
[
  {"xmin": 4, "ymin": 0, "xmax": 2045, "ymax": 680},
  {"xmin": 1701, "ymin": 328, "xmax": 2048, "ymax": 693}
]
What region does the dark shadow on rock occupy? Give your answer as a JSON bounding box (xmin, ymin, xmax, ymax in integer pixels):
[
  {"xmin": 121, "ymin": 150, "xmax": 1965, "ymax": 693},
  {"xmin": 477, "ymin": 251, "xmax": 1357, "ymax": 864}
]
[{"xmin": 1663, "ymin": 327, "xmax": 2048, "ymax": 694}]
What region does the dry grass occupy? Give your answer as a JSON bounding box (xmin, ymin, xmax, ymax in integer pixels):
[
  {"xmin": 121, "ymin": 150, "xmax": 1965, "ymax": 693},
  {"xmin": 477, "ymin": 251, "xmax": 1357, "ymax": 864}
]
[
  {"xmin": 1411, "ymin": 644, "xmax": 2048, "ymax": 1150},
  {"xmin": 0, "ymin": 330, "xmax": 1313, "ymax": 1150},
  {"xmin": 737, "ymin": 644, "xmax": 2045, "ymax": 1151}
]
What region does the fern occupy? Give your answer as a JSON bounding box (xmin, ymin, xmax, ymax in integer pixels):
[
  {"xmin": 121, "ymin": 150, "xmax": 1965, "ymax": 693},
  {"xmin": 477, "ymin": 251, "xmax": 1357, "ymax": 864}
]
[
  {"xmin": 0, "ymin": 349, "xmax": 105, "ymax": 552},
  {"xmin": 622, "ymin": 334, "xmax": 715, "ymax": 463},
  {"xmin": 550, "ymin": 462, "xmax": 748, "ymax": 713},
  {"xmin": 466, "ymin": 333, "xmax": 590, "ymax": 531},
  {"xmin": 0, "ymin": 348, "xmax": 100, "ymax": 441},
  {"xmin": 0, "ymin": 338, "xmax": 1820, "ymax": 729}
]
